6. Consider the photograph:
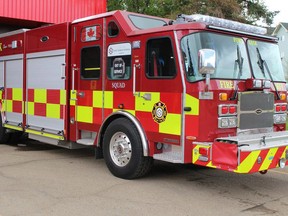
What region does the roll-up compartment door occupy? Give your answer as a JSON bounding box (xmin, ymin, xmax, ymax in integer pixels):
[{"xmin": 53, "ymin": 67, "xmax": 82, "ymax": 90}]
[{"xmin": 26, "ymin": 49, "xmax": 66, "ymax": 135}]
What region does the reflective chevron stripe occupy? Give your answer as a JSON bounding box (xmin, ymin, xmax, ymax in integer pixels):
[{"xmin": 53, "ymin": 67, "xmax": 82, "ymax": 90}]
[{"xmin": 192, "ymin": 143, "xmax": 288, "ymax": 173}]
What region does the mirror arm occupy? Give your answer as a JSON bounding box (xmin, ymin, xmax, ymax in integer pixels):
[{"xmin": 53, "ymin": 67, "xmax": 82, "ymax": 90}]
[{"xmin": 205, "ymin": 74, "xmax": 211, "ymax": 92}]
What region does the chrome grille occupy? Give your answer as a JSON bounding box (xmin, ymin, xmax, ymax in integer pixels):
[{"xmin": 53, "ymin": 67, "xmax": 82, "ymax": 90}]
[{"xmin": 238, "ymin": 92, "xmax": 274, "ymax": 130}]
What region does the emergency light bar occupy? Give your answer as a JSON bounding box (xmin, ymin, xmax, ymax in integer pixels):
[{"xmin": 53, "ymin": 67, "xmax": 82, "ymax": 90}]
[{"xmin": 176, "ymin": 14, "xmax": 267, "ymax": 35}]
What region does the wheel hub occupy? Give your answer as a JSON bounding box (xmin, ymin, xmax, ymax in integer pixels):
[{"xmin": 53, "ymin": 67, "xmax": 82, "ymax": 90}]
[{"xmin": 110, "ymin": 132, "xmax": 132, "ymax": 167}]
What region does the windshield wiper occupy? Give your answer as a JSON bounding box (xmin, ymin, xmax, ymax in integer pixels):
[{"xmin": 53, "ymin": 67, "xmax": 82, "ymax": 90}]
[
  {"xmin": 186, "ymin": 40, "xmax": 195, "ymax": 76},
  {"xmin": 256, "ymin": 47, "xmax": 266, "ymax": 78},
  {"xmin": 230, "ymin": 45, "xmax": 244, "ymax": 100},
  {"xmin": 256, "ymin": 47, "xmax": 280, "ymax": 100}
]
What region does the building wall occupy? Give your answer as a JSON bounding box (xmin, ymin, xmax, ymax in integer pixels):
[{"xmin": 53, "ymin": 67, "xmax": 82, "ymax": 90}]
[{"xmin": 0, "ymin": 0, "xmax": 107, "ymax": 24}]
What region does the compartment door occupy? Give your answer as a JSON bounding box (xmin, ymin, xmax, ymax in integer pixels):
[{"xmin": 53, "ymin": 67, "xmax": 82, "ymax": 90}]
[
  {"xmin": 26, "ymin": 50, "xmax": 66, "ymax": 138},
  {"xmin": 0, "ymin": 60, "xmax": 4, "ymax": 112},
  {"xmin": 0, "ymin": 55, "xmax": 24, "ymax": 129}
]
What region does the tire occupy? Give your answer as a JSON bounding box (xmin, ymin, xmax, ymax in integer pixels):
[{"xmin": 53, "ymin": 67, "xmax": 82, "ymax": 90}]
[
  {"xmin": 103, "ymin": 118, "xmax": 153, "ymax": 179},
  {"xmin": 0, "ymin": 114, "xmax": 10, "ymax": 144}
]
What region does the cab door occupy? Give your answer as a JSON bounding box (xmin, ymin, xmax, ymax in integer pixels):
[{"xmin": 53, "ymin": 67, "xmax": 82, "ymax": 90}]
[
  {"xmin": 134, "ymin": 36, "xmax": 183, "ymax": 159},
  {"xmin": 70, "ymin": 20, "xmax": 103, "ymax": 143}
]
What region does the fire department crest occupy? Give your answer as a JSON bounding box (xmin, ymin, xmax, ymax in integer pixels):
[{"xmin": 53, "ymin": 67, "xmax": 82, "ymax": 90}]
[{"xmin": 152, "ymin": 101, "xmax": 167, "ymax": 123}]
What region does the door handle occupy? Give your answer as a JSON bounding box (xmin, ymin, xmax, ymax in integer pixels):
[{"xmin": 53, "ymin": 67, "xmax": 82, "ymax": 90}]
[
  {"xmin": 61, "ymin": 63, "xmax": 66, "ymax": 79},
  {"xmin": 133, "ymin": 64, "xmax": 140, "ymax": 96},
  {"xmin": 142, "ymin": 93, "xmax": 151, "ymax": 101},
  {"xmin": 72, "ymin": 64, "xmax": 79, "ymax": 91},
  {"xmin": 78, "ymin": 92, "xmax": 85, "ymax": 98}
]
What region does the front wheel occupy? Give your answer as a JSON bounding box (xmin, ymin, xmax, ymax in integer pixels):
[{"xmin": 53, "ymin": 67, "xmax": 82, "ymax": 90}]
[{"xmin": 103, "ymin": 118, "xmax": 153, "ymax": 179}]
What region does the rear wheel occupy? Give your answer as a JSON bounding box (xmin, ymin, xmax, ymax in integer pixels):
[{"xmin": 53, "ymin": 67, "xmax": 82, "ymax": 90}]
[
  {"xmin": 103, "ymin": 118, "xmax": 153, "ymax": 179},
  {"xmin": 0, "ymin": 114, "xmax": 10, "ymax": 144}
]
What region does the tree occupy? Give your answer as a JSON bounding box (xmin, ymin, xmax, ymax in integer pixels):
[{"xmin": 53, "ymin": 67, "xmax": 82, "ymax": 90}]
[
  {"xmin": 237, "ymin": 0, "xmax": 279, "ymax": 25},
  {"xmin": 107, "ymin": 0, "xmax": 278, "ymax": 26}
]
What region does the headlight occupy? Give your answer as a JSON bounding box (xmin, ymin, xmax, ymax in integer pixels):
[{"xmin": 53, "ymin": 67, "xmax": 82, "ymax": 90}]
[
  {"xmin": 218, "ymin": 117, "xmax": 237, "ymax": 128},
  {"xmin": 263, "ymin": 80, "xmax": 271, "ymax": 89},
  {"xmin": 274, "ymin": 114, "xmax": 287, "ymax": 124}
]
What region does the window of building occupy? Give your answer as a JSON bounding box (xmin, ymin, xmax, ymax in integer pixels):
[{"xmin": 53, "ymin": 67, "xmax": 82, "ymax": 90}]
[
  {"xmin": 81, "ymin": 46, "xmax": 101, "ymax": 79},
  {"xmin": 146, "ymin": 38, "xmax": 176, "ymax": 78}
]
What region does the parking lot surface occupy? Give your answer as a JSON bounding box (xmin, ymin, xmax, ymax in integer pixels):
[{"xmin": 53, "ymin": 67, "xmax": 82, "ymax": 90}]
[{"xmin": 0, "ymin": 142, "xmax": 288, "ymax": 216}]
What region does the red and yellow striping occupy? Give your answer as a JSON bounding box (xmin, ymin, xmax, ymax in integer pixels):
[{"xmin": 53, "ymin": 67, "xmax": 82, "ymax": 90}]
[
  {"xmin": 4, "ymin": 88, "xmax": 24, "ymax": 114},
  {"xmin": 0, "ymin": 90, "xmax": 3, "ymax": 110},
  {"xmin": 192, "ymin": 143, "xmax": 288, "ymax": 173},
  {"xmin": 237, "ymin": 146, "xmax": 288, "ymax": 173},
  {"xmin": 27, "ymin": 88, "xmax": 66, "ymax": 119},
  {"xmin": 69, "ymin": 90, "xmax": 195, "ymax": 136},
  {"xmin": 2, "ymin": 88, "xmax": 66, "ymax": 119}
]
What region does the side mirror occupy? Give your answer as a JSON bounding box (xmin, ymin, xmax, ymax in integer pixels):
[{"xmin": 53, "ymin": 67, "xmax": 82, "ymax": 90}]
[{"xmin": 198, "ymin": 49, "xmax": 216, "ymax": 75}]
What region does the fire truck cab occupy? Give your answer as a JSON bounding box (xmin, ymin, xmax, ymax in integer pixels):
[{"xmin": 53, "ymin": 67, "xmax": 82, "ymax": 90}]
[{"xmin": 0, "ymin": 11, "xmax": 287, "ymax": 179}]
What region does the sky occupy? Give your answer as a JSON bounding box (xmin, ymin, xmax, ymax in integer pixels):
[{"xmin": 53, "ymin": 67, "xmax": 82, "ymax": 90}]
[{"xmin": 263, "ymin": 0, "xmax": 288, "ymax": 26}]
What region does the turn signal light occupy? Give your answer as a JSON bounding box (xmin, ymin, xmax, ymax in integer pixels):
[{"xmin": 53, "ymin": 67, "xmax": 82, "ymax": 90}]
[
  {"xmin": 280, "ymin": 93, "xmax": 287, "ymax": 101},
  {"xmin": 219, "ymin": 93, "xmax": 228, "ymax": 101}
]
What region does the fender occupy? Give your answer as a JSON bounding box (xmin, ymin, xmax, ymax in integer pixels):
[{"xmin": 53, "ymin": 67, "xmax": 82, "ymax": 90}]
[{"xmin": 97, "ymin": 110, "xmax": 149, "ymax": 156}]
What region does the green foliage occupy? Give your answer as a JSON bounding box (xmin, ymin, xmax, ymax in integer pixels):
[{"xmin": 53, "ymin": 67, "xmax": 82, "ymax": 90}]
[
  {"xmin": 237, "ymin": 0, "xmax": 279, "ymax": 25},
  {"xmin": 107, "ymin": 0, "xmax": 278, "ymax": 26}
]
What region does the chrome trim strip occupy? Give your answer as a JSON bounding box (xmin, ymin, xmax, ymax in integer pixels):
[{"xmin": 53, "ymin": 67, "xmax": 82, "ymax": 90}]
[
  {"xmin": 174, "ymin": 30, "xmax": 186, "ymax": 163},
  {"xmin": 0, "ymin": 29, "xmax": 29, "ymax": 38},
  {"xmin": 0, "ymin": 54, "xmax": 23, "ymax": 61},
  {"xmin": 27, "ymin": 49, "xmax": 66, "ymax": 59}
]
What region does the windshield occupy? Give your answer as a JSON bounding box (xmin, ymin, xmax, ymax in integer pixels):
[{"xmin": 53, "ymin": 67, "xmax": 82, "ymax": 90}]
[
  {"xmin": 247, "ymin": 40, "xmax": 285, "ymax": 82},
  {"xmin": 181, "ymin": 32, "xmax": 250, "ymax": 82}
]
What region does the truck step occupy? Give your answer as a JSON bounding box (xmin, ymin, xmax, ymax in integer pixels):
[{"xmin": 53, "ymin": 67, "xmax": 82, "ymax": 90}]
[
  {"xmin": 76, "ymin": 139, "xmax": 94, "ymax": 146},
  {"xmin": 153, "ymin": 151, "xmax": 183, "ymax": 163}
]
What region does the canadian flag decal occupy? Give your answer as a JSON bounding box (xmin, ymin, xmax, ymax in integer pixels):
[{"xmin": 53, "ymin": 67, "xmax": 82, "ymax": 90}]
[
  {"xmin": 86, "ymin": 26, "xmax": 96, "ymax": 41},
  {"xmin": 81, "ymin": 26, "xmax": 101, "ymax": 42}
]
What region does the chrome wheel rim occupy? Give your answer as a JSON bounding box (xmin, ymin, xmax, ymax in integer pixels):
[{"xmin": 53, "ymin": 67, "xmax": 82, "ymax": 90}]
[{"xmin": 109, "ymin": 132, "xmax": 132, "ymax": 167}]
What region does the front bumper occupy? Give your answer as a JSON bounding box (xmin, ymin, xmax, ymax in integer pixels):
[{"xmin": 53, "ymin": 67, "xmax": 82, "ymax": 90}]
[{"xmin": 192, "ymin": 131, "xmax": 288, "ymax": 173}]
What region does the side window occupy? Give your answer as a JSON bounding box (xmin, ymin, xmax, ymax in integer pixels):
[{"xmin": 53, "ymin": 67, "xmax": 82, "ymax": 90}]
[
  {"xmin": 107, "ymin": 43, "xmax": 131, "ymax": 80},
  {"xmin": 81, "ymin": 46, "xmax": 101, "ymax": 79},
  {"xmin": 146, "ymin": 38, "xmax": 176, "ymax": 78},
  {"xmin": 108, "ymin": 21, "xmax": 119, "ymax": 37}
]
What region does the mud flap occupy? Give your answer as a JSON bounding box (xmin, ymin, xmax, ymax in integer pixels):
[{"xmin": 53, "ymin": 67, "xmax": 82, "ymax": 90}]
[{"xmin": 212, "ymin": 141, "xmax": 238, "ymax": 170}]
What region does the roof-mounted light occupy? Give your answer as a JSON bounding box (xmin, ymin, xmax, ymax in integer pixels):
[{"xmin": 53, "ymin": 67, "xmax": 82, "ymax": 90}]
[{"xmin": 176, "ymin": 14, "xmax": 267, "ymax": 35}]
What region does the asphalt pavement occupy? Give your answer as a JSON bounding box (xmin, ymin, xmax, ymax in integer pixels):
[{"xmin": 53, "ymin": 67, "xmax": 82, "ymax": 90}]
[{"xmin": 0, "ymin": 142, "xmax": 288, "ymax": 216}]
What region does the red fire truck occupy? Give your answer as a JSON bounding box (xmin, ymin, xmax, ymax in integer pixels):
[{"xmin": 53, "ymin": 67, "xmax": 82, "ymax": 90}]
[{"xmin": 0, "ymin": 11, "xmax": 287, "ymax": 179}]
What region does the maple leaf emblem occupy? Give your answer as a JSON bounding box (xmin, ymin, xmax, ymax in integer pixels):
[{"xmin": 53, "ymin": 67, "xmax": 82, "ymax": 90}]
[{"xmin": 87, "ymin": 28, "xmax": 95, "ymax": 38}]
